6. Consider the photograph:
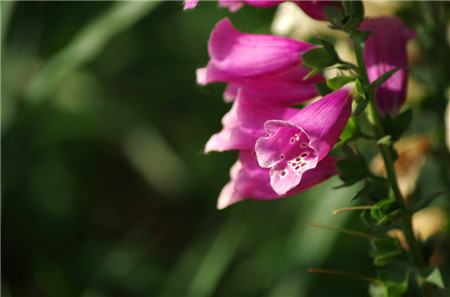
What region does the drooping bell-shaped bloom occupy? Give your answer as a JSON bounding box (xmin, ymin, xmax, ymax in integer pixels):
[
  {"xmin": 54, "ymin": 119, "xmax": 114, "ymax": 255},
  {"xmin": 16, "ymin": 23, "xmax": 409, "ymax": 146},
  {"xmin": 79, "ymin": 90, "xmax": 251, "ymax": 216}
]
[
  {"xmin": 218, "ymin": 151, "xmax": 336, "ymax": 209},
  {"xmin": 205, "ymin": 89, "xmax": 298, "ymax": 153},
  {"xmin": 360, "ymin": 17, "xmax": 416, "ymax": 116},
  {"xmin": 218, "ymin": 0, "xmax": 340, "ymax": 20},
  {"xmin": 183, "ymin": 0, "xmax": 340, "ymax": 19},
  {"xmin": 197, "ymin": 18, "xmax": 315, "ymax": 85},
  {"xmin": 255, "ymin": 88, "xmax": 351, "ymax": 195},
  {"xmin": 197, "ymin": 18, "xmax": 322, "ymax": 104},
  {"xmin": 218, "ymin": 66, "xmax": 323, "ymax": 104}
]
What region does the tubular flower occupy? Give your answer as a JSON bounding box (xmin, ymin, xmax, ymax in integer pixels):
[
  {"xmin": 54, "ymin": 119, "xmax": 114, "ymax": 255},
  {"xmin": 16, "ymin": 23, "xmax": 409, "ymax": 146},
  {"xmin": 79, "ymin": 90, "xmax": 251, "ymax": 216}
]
[
  {"xmin": 197, "ymin": 18, "xmax": 322, "ymax": 103},
  {"xmin": 220, "ymin": 66, "xmax": 323, "ymax": 104},
  {"xmin": 205, "ymin": 89, "xmax": 298, "ymax": 153},
  {"xmin": 218, "ymin": 0, "xmax": 340, "ymax": 20},
  {"xmin": 183, "ymin": 0, "xmax": 340, "ymax": 20},
  {"xmin": 197, "ymin": 18, "xmax": 315, "ymax": 85},
  {"xmin": 360, "ymin": 17, "xmax": 416, "ymax": 116},
  {"xmin": 255, "ymin": 88, "xmax": 351, "ymax": 195},
  {"xmin": 217, "ymin": 151, "xmax": 336, "ymax": 209}
]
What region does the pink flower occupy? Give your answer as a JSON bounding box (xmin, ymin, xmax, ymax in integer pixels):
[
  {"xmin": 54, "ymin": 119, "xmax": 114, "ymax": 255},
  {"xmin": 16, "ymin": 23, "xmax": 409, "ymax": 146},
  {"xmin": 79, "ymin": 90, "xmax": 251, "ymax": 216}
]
[
  {"xmin": 218, "ymin": 151, "xmax": 336, "ymax": 209},
  {"xmin": 218, "ymin": 66, "xmax": 323, "ymax": 104},
  {"xmin": 205, "ymin": 89, "xmax": 298, "ymax": 153},
  {"xmin": 184, "ymin": 0, "xmax": 340, "ymax": 20},
  {"xmin": 197, "ymin": 18, "xmax": 315, "ymax": 85},
  {"xmin": 360, "ymin": 17, "xmax": 416, "ymax": 116},
  {"xmin": 197, "ymin": 18, "xmax": 322, "ymax": 103},
  {"xmin": 183, "ymin": 0, "xmax": 199, "ymax": 10},
  {"xmin": 255, "ymin": 88, "xmax": 351, "ymax": 195},
  {"xmin": 218, "ymin": 0, "xmax": 340, "ymax": 20}
]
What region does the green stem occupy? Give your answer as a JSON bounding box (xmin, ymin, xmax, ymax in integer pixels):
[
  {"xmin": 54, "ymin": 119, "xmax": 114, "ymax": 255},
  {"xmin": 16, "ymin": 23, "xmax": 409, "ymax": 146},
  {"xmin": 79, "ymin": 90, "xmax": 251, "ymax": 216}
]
[{"xmin": 352, "ymin": 38, "xmax": 430, "ymax": 294}]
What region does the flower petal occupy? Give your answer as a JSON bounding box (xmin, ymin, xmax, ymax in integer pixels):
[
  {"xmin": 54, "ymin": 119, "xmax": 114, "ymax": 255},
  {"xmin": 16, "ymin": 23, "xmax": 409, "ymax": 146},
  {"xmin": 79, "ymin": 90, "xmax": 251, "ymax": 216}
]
[
  {"xmin": 360, "ymin": 17, "xmax": 415, "ymax": 116},
  {"xmin": 205, "ymin": 91, "xmax": 297, "ymax": 153},
  {"xmin": 254, "ymin": 89, "xmax": 350, "ymax": 194},
  {"xmin": 183, "ymin": 0, "xmax": 199, "ymax": 10},
  {"xmin": 204, "ymin": 18, "xmax": 315, "ymax": 82},
  {"xmin": 288, "ymin": 88, "xmax": 351, "ymax": 159},
  {"xmin": 294, "ymin": 0, "xmax": 341, "ymax": 20},
  {"xmin": 217, "ymin": 152, "xmax": 336, "ymax": 209}
]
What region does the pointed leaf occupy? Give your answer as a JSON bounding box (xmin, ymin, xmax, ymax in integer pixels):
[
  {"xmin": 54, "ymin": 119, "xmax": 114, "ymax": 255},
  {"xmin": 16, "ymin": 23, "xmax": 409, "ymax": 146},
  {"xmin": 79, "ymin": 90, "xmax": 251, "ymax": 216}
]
[
  {"xmin": 326, "ymin": 76, "xmax": 356, "ymax": 90},
  {"xmin": 425, "ymin": 268, "xmax": 445, "ymax": 289},
  {"xmin": 316, "ymin": 81, "xmax": 333, "ymax": 96},
  {"xmin": 411, "ymin": 191, "xmax": 448, "ymax": 212},
  {"xmin": 303, "ymin": 47, "xmax": 339, "ymax": 68},
  {"xmin": 316, "ymin": 38, "xmax": 340, "ymax": 61},
  {"xmin": 370, "ymin": 67, "xmax": 400, "ymax": 90}
]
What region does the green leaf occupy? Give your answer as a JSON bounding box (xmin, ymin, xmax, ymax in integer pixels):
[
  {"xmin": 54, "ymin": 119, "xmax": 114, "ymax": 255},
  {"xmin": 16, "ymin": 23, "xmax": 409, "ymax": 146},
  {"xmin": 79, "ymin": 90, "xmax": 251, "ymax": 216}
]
[
  {"xmin": 324, "ymin": 6, "xmax": 345, "ymax": 29},
  {"xmin": 339, "ymin": 116, "xmax": 359, "ymax": 143},
  {"xmin": 370, "ymin": 197, "xmax": 401, "ymax": 225},
  {"xmin": 371, "ymin": 237, "xmax": 403, "ymax": 267},
  {"xmin": 316, "ymin": 38, "xmax": 340, "ymax": 61},
  {"xmin": 342, "ymin": 1, "xmax": 364, "ymax": 32},
  {"xmin": 370, "ymin": 68, "xmax": 399, "ymax": 90},
  {"xmin": 355, "ymin": 79, "xmax": 366, "ymax": 98},
  {"xmin": 425, "ymin": 268, "xmax": 445, "ymax": 289},
  {"xmin": 382, "ymin": 109, "xmax": 413, "ymax": 141},
  {"xmin": 303, "ymin": 67, "xmax": 321, "ymax": 80},
  {"xmin": 352, "ymin": 97, "xmax": 368, "ymax": 116},
  {"xmin": 411, "ymin": 191, "xmax": 448, "ymax": 212},
  {"xmin": 326, "ymin": 76, "xmax": 356, "ymax": 90},
  {"xmin": 369, "ymin": 272, "xmax": 408, "ymax": 297},
  {"xmin": 377, "ymin": 135, "xmax": 392, "ymax": 146},
  {"xmin": 353, "ymin": 177, "xmax": 389, "ymax": 203},
  {"xmin": 316, "ymin": 81, "xmax": 333, "ymax": 96},
  {"xmin": 350, "ymin": 30, "xmax": 370, "ymax": 46},
  {"xmin": 336, "ymin": 149, "xmax": 368, "ymax": 186},
  {"xmin": 343, "ymin": 17, "xmax": 361, "ymax": 33},
  {"xmin": 302, "ymin": 47, "xmax": 339, "ymax": 68}
]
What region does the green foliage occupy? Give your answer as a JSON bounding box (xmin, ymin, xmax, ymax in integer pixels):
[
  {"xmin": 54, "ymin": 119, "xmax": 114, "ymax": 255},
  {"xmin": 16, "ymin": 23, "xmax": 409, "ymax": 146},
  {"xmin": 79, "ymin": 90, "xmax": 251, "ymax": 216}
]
[
  {"xmin": 315, "ymin": 81, "xmax": 333, "ymax": 96},
  {"xmin": 316, "ymin": 37, "xmax": 341, "ymax": 62},
  {"xmin": 370, "ymin": 238, "xmax": 404, "ymax": 267},
  {"xmin": 349, "ymin": 30, "xmax": 370, "ymax": 45},
  {"xmin": 409, "ymin": 191, "xmax": 448, "ymax": 213},
  {"xmin": 303, "ymin": 47, "xmax": 340, "ymax": 68},
  {"xmin": 382, "ymin": 109, "xmax": 413, "ymax": 141},
  {"xmin": 424, "ymin": 268, "xmax": 445, "ymax": 289},
  {"xmin": 326, "ymin": 76, "xmax": 356, "ymax": 90},
  {"xmin": 369, "ymin": 272, "xmax": 408, "ymax": 297},
  {"xmin": 336, "ymin": 146, "xmax": 369, "ymax": 186},
  {"xmin": 369, "ymin": 198, "xmax": 401, "ymax": 226},
  {"xmin": 337, "ymin": 116, "xmax": 359, "ymax": 145},
  {"xmin": 353, "ymin": 178, "xmax": 389, "ymax": 203},
  {"xmin": 368, "ymin": 68, "xmax": 399, "ymax": 91}
]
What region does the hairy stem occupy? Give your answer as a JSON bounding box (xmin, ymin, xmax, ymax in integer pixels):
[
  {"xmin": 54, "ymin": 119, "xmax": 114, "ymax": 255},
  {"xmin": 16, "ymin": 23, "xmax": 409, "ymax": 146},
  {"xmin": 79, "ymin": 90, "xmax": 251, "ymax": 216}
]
[{"xmin": 352, "ymin": 38, "xmax": 430, "ymax": 295}]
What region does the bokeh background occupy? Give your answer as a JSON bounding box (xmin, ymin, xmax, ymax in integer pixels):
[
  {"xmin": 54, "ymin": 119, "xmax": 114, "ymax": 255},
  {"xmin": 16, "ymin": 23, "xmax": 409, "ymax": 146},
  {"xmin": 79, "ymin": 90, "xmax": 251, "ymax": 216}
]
[{"xmin": 2, "ymin": 2, "xmax": 449, "ymax": 297}]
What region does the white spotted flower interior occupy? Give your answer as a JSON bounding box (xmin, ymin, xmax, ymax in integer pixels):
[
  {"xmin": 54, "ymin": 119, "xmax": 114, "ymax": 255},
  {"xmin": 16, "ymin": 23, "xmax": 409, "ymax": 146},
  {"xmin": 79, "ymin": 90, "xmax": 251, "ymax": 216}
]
[{"xmin": 255, "ymin": 88, "xmax": 351, "ymax": 195}]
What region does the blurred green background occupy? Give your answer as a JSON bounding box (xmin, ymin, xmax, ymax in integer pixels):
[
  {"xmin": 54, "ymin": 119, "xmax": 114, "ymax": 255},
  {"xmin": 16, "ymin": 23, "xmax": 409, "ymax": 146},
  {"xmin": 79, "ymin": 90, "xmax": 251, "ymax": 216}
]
[{"xmin": 1, "ymin": 2, "xmax": 449, "ymax": 297}]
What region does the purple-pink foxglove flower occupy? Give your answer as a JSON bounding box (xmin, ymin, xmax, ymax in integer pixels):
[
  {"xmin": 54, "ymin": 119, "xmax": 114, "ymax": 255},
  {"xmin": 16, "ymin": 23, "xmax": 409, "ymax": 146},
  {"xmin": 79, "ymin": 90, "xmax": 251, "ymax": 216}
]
[
  {"xmin": 197, "ymin": 18, "xmax": 315, "ymax": 85},
  {"xmin": 255, "ymin": 88, "xmax": 351, "ymax": 195},
  {"xmin": 197, "ymin": 18, "xmax": 322, "ymax": 103},
  {"xmin": 183, "ymin": 0, "xmax": 340, "ymax": 20},
  {"xmin": 217, "ymin": 151, "xmax": 336, "ymax": 209},
  {"xmin": 360, "ymin": 17, "xmax": 416, "ymax": 116},
  {"xmin": 205, "ymin": 89, "xmax": 298, "ymax": 153},
  {"xmin": 217, "ymin": 66, "xmax": 323, "ymax": 104}
]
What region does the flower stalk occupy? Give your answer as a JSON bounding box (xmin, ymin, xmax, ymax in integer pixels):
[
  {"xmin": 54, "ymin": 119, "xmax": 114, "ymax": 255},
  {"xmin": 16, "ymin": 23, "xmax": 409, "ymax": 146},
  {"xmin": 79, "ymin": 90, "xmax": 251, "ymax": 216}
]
[{"xmin": 352, "ymin": 36, "xmax": 430, "ymax": 295}]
